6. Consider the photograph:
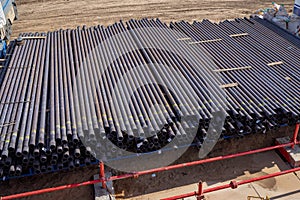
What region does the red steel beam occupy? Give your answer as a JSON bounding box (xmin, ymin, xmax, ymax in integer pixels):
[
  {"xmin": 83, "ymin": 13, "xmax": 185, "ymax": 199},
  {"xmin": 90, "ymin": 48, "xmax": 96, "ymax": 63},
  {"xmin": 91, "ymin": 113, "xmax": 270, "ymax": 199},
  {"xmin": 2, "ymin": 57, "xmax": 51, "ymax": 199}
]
[
  {"xmin": 161, "ymin": 166, "xmax": 300, "ymax": 200},
  {"xmin": 99, "ymin": 161, "xmax": 107, "ymax": 189}
]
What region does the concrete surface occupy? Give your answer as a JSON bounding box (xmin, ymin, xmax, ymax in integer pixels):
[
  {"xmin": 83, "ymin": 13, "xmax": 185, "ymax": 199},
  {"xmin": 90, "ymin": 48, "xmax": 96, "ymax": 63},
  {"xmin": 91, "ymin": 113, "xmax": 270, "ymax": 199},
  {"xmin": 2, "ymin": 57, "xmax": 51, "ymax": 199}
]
[
  {"xmin": 204, "ymin": 151, "xmax": 300, "ymax": 200},
  {"xmin": 204, "ymin": 184, "xmax": 259, "ymax": 200},
  {"xmin": 290, "ymin": 146, "xmax": 300, "ymax": 166},
  {"xmin": 276, "ymin": 137, "xmax": 300, "ymax": 167},
  {"xmin": 250, "ymin": 164, "xmax": 300, "ymax": 200},
  {"xmin": 94, "ymin": 173, "xmax": 115, "ymax": 200},
  {"xmin": 295, "ymin": 171, "xmax": 300, "ymax": 177}
]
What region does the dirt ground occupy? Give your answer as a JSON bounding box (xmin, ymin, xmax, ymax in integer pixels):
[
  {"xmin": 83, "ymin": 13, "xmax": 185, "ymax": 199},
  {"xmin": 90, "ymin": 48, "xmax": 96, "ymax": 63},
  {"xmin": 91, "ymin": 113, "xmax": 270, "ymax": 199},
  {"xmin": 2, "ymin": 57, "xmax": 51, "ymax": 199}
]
[
  {"xmin": 0, "ymin": 0, "xmax": 297, "ymax": 200},
  {"xmin": 12, "ymin": 0, "xmax": 294, "ymax": 38}
]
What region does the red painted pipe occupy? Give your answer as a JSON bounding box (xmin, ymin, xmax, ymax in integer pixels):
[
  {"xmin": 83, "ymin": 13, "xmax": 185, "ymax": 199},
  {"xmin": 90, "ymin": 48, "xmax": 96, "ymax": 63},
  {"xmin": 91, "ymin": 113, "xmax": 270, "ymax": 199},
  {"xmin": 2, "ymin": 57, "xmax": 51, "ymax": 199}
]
[
  {"xmin": 197, "ymin": 181, "xmax": 203, "ymax": 200},
  {"xmin": 161, "ymin": 166, "xmax": 300, "ymax": 200},
  {"xmin": 99, "ymin": 161, "xmax": 107, "ymax": 189},
  {"xmin": 0, "ymin": 179, "xmax": 102, "ymax": 200},
  {"xmin": 291, "ymin": 124, "xmax": 300, "ymax": 149}
]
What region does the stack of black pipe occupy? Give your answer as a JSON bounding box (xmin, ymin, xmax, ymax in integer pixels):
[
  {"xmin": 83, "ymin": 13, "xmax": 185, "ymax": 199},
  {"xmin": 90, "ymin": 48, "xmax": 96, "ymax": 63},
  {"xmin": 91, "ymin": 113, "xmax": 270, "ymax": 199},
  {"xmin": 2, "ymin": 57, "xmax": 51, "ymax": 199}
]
[
  {"xmin": 171, "ymin": 18, "xmax": 299, "ymax": 135},
  {"xmin": 0, "ymin": 17, "xmax": 299, "ymax": 178}
]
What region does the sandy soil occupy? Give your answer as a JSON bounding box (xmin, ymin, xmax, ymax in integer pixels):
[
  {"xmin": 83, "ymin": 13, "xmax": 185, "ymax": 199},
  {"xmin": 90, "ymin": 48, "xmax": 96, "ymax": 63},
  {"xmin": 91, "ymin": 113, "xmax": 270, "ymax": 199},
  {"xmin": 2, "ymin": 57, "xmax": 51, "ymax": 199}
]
[
  {"xmin": 0, "ymin": 1, "xmax": 297, "ymax": 199},
  {"xmin": 12, "ymin": 0, "xmax": 294, "ymax": 38}
]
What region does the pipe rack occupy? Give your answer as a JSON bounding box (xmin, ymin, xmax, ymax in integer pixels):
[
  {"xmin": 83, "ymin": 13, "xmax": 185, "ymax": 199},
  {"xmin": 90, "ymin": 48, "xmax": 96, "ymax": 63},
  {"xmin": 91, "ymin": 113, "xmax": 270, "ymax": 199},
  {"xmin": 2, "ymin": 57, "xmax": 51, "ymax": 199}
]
[{"xmin": 0, "ymin": 17, "xmax": 299, "ymax": 181}]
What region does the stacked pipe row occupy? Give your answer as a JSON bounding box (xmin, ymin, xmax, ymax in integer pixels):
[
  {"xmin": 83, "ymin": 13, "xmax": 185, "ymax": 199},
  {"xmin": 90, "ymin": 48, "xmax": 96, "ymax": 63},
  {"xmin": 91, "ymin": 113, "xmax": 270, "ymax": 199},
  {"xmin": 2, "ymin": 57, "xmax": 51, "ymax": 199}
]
[
  {"xmin": 171, "ymin": 17, "xmax": 299, "ymax": 136},
  {"xmin": 253, "ymin": 18, "xmax": 300, "ymax": 48},
  {"xmin": 0, "ymin": 17, "xmax": 299, "ymax": 178},
  {"xmin": 0, "ymin": 24, "xmax": 220, "ymax": 178}
]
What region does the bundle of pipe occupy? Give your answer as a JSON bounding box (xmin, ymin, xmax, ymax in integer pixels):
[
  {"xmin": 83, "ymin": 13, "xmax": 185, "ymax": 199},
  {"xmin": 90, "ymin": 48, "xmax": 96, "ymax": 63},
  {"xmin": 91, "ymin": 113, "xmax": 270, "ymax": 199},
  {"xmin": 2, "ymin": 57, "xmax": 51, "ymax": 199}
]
[
  {"xmin": 0, "ymin": 17, "xmax": 299, "ymax": 178},
  {"xmin": 171, "ymin": 18, "xmax": 299, "ymax": 136},
  {"xmin": 0, "ymin": 26, "xmax": 218, "ymax": 178},
  {"xmin": 2, "ymin": 23, "xmax": 227, "ymax": 177},
  {"xmin": 0, "ymin": 32, "xmax": 97, "ymax": 178}
]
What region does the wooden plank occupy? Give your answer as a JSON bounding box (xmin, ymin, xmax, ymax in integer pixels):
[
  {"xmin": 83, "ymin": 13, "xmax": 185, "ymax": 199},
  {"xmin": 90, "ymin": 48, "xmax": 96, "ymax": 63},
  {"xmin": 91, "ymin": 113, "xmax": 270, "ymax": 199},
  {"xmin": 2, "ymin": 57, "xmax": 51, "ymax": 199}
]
[
  {"xmin": 0, "ymin": 100, "xmax": 30, "ymax": 104},
  {"xmin": 21, "ymin": 36, "xmax": 47, "ymax": 40},
  {"xmin": 213, "ymin": 66, "xmax": 252, "ymax": 72},
  {"xmin": 0, "ymin": 122, "xmax": 16, "ymax": 128},
  {"xmin": 177, "ymin": 37, "xmax": 191, "ymax": 41},
  {"xmin": 220, "ymin": 82, "xmax": 238, "ymax": 88},
  {"xmin": 285, "ymin": 77, "xmax": 291, "ymax": 81},
  {"xmin": 189, "ymin": 38, "xmax": 222, "ymax": 44},
  {"xmin": 230, "ymin": 33, "xmax": 249, "ymax": 37},
  {"xmin": 6, "ymin": 66, "xmax": 33, "ymax": 69},
  {"xmin": 267, "ymin": 61, "xmax": 283, "ymax": 66}
]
